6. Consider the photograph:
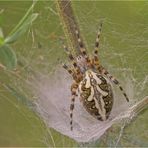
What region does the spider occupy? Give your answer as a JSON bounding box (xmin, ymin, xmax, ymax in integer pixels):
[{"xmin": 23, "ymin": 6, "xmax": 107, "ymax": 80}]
[{"xmin": 62, "ymin": 23, "xmax": 129, "ymax": 131}]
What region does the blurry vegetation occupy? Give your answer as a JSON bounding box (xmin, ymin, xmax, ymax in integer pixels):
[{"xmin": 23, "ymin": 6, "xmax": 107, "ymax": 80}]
[{"xmin": 0, "ymin": 1, "xmax": 38, "ymax": 70}]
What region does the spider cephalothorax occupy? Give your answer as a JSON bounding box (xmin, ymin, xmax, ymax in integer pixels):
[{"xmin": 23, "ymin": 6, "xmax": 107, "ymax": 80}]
[{"xmin": 63, "ymin": 23, "xmax": 129, "ymax": 130}]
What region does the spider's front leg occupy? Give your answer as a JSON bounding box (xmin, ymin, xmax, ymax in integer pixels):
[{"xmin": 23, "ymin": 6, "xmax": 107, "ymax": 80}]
[
  {"xmin": 75, "ymin": 27, "xmax": 92, "ymax": 67},
  {"xmin": 63, "ymin": 45, "xmax": 83, "ymax": 81},
  {"xmin": 92, "ymin": 23, "xmax": 102, "ymax": 66}
]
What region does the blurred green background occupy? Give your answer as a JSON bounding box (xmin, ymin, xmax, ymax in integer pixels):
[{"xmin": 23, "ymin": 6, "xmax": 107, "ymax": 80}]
[{"xmin": 0, "ymin": 1, "xmax": 147, "ymax": 147}]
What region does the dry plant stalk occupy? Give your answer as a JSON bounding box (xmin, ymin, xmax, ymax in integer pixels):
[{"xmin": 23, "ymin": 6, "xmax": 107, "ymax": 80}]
[{"xmin": 56, "ymin": 0, "xmax": 85, "ymax": 54}]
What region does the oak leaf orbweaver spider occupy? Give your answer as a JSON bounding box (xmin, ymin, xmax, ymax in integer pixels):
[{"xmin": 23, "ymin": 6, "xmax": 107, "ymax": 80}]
[{"xmin": 63, "ymin": 23, "xmax": 129, "ymax": 131}]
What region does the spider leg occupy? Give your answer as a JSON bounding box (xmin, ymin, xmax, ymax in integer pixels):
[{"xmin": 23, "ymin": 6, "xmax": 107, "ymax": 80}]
[
  {"xmin": 63, "ymin": 63, "xmax": 82, "ymax": 131},
  {"xmin": 75, "ymin": 27, "xmax": 91, "ymax": 67},
  {"xmin": 93, "ymin": 23, "xmax": 102, "ymax": 65},
  {"xmin": 63, "ymin": 63, "xmax": 74, "ymax": 75},
  {"xmin": 63, "ymin": 45, "xmax": 83, "ymax": 82},
  {"xmin": 63, "ymin": 64, "xmax": 78, "ymax": 81},
  {"xmin": 70, "ymin": 82, "xmax": 79, "ymax": 131},
  {"xmin": 63, "ymin": 62, "xmax": 83, "ymax": 83},
  {"xmin": 63, "ymin": 45, "xmax": 79, "ymax": 70},
  {"xmin": 94, "ymin": 23, "xmax": 102, "ymax": 56},
  {"xmin": 63, "ymin": 45, "xmax": 75, "ymax": 62},
  {"xmin": 99, "ymin": 66, "xmax": 129, "ymax": 102},
  {"xmin": 93, "ymin": 24, "xmax": 129, "ymax": 102}
]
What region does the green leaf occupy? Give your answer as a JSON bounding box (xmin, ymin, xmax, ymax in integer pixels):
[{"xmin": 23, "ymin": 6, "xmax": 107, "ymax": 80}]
[
  {"xmin": 0, "ymin": 27, "xmax": 4, "ymax": 38},
  {"xmin": 9, "ymin": 1, "xmax": 37, "ymax": 36},
  {"xmin": 0, "ymin": 27, "xmax": 4, "ymax": 45},
  {"xmin": 4, "ymin": 13, "xmax": 38, "ymax": 44},
  {"xmin": 0, "ymin": 44, "xmax": 17, "ymax": 70},
  {"xmin": 4, "ymin": 1, "xmax": 38, "ymax": 44},
  {"xmin": 0, "ymin": 37, "xmax": 4, "ymax": 46}
]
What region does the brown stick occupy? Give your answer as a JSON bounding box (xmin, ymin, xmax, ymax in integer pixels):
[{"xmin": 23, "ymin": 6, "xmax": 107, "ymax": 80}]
[{"xmin": 55, "ymin": 0, "xmax": 85, "ymax": 55}]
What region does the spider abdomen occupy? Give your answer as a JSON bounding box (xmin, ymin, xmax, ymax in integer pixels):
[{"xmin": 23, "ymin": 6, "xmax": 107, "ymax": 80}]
[{"xmin": 79, "ymin": 70, "xmax": 114, "ymax": 121}]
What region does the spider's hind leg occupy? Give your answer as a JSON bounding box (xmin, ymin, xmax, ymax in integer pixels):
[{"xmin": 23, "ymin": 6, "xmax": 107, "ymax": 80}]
[
  {"xmin": 70, "ymin": 82, "xmax": 79, "ymax": 131},
  {"xmin": 99, "ymin": 66, "xmax": 129, "ymax": 102},
  {"xmin": 63, "ymin": 64, "xmax": 79, "ymax": 130}
]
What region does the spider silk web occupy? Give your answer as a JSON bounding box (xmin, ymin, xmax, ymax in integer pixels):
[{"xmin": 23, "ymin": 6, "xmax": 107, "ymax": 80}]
[{"xmin": 0, "ymin": 1, "xmax": 148, "ymax": 147}]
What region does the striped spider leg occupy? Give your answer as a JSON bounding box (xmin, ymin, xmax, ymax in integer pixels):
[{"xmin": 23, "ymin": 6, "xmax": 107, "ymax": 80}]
[
  {"xmin": 93, "ymin": 22, "xmax": 102, "ymax": 66},
  {"xmin": 98, "ymin": 67, "xmax": 129, "ymax": 102},
  {"xmin": 63, "ymin": 45, "xmax": 83, "ymax": 130},
  {"xmin": 93, "ymin": 24, "xmax": 129, "ymax": 102},
  {"xmin": 75, "ymin": 26, "xmax": 92, "ymax": 68}
]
